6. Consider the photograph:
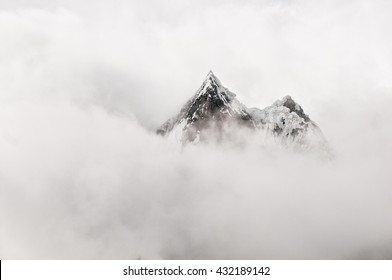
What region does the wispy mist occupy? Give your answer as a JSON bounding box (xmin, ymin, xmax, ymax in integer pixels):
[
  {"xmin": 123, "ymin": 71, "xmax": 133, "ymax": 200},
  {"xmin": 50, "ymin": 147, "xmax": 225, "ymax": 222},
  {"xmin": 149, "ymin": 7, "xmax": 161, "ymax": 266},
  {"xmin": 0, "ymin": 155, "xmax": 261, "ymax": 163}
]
[{"xmin": 0, "ymin": 0, "xmax": 391, "ymax": 259}]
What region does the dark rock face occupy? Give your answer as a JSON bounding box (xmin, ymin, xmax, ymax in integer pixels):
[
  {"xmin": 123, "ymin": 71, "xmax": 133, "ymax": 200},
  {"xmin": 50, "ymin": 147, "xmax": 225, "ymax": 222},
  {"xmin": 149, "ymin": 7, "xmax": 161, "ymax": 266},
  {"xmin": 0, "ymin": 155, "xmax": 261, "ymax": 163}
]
[
  {"xmin": 157, "ymin": 71, "xmax": 254, "ymax": 142},
  {"xmin": 282, "ymin": 96, "xmax": 310, "ymax": 122}
]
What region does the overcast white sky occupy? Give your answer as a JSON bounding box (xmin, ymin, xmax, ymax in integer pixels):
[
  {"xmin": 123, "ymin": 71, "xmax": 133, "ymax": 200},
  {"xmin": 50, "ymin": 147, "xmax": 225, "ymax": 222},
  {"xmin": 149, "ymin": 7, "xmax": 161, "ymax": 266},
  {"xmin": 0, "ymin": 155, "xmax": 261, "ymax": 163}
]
[
  {"xmin": 1, "ymin": 0, "xmax": 392, "ymax": 259},
  {"xmin": 1, "ymin": 0, "xmax": 392, "ymax": 127}
]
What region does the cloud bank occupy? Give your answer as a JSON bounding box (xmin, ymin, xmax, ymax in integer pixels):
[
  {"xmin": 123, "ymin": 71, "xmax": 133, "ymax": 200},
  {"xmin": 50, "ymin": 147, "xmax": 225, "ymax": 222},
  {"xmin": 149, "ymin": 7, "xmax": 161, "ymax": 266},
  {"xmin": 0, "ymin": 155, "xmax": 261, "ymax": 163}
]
[{"xmin": 0, "ymin": 0, "xmax": 392, "ymax": 259}]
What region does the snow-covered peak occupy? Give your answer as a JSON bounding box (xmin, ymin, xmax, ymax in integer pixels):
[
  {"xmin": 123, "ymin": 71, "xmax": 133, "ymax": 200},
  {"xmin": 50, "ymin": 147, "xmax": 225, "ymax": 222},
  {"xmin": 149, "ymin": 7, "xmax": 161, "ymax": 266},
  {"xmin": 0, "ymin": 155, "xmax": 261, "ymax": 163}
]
[
  {"xmin": 195, "ymin": 70, "xmax": 224, "ymax": 98},
  {"xmin": 205, "ymin": 70, "xmax": 220, "ymax": 84},
  {"xmin": 206, "ymin": 70, "xmax": 217, "ymax": 81},
  {"xmin": 247, "ymin": 95, "xmax": 330, "ymax": 156},
  {"xmin": 157, "ymin": 71, "xmax": 330, "ymax": 156},
  {"xmin": 272, "ymin": 95, "xmax": 310, "ymax": 122},
  {"xmin": 157, "ymin": 71, "xmax": 253, "ymax": 141}
]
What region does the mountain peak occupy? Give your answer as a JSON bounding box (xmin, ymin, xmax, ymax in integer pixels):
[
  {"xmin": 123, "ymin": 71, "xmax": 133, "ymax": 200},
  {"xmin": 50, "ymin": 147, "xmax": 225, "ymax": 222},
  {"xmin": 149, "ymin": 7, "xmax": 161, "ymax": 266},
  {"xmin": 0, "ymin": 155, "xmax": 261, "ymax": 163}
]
[
  {"xmin": 157, "ymin": 71, "xmax": 329, "ymax": 156},
  {"xmin": 206, "ymin": 70, "xmax": 215, "ymax": 78},
  {"xmin": 274, "ymin": 95, "xmax": 310, "ymax": 122},
  {"xmin": 199, "ymin": 70, "xmax": 222, "ymax": 93},
  {"xmin": 157, "ymin": 71, "xmax": 253, "ymax": 141},
  {"xmin": 206, "ymin": 70, "xmax": 218, "ymax": 80}
]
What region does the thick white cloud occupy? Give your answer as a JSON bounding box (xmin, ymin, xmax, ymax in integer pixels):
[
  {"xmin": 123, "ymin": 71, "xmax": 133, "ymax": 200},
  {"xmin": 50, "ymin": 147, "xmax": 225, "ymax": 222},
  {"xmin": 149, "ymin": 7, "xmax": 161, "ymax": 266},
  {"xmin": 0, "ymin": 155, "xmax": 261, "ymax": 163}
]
[{"xmin": 0, "ymin": 0, "xmax": 392, "ymax": 259}]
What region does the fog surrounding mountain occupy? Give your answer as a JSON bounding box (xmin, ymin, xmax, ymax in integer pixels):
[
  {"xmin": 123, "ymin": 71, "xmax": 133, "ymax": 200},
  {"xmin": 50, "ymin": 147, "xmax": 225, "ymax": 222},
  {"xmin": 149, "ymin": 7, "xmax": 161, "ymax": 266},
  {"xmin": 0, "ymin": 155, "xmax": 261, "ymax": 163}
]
[{"xmin": 1, "ymin": 0, "xmax": 392, "ymax": 259}]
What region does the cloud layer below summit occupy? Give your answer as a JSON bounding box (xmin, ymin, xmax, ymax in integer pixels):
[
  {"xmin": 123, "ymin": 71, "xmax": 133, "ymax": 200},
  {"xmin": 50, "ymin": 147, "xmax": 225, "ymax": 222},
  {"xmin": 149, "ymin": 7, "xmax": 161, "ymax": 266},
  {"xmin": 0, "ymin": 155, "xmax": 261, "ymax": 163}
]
[{"xmin": 1, "ymin": 0, "xmax": 392, "ymax": 259}]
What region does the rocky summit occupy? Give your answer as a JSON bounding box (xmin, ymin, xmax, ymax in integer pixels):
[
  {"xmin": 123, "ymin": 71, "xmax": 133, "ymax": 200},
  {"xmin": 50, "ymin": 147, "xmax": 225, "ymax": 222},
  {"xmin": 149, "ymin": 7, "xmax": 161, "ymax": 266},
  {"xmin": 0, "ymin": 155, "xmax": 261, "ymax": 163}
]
[{"xmin": 157, "ymin": 71, "xmax": 330, "ymax": 155}]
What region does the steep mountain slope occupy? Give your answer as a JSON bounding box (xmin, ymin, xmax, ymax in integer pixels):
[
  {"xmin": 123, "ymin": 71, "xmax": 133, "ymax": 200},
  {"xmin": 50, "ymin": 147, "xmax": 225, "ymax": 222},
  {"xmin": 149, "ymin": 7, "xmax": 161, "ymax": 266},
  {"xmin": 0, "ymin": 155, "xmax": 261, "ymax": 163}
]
[{"xmin": 157, "ymin": 71, "xmax": 254, "ymax": 143}]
